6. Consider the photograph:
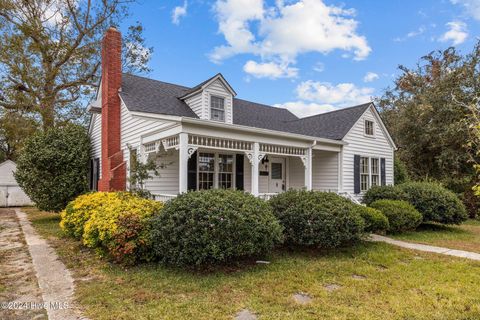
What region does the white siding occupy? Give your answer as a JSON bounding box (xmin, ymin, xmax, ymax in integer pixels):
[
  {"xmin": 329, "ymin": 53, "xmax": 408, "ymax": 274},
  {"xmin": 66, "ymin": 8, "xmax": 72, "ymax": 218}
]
[
  {"xmin": 0, "ymin": 161, "xmax": 17, "ymax": 185},
  {"xmin": 90, "ymin": 113, "xmax": 102, "ymax": 176},
  {"xmin": 342, "ymin": 106, "xmax": 394, "ymax": 201},
  {"xmin": 120, "ymin": 100, "xmax": 179, "ymax": 194},
  {"xmin": 184, "ymin": 92, "xmax": 203, "ymax": 118},
  {"xmin": 288, "ymin": 157, "xmax": 305, "ymax": 189},
  {"xmin": 203, "ymin": 79, "xmax": 233, "ymax": 124},
  {"xmin": 144, "ymin": 150, "xmax": 179, "ymax": 195},
  {"xmin": 312, "ymin": 150, "xmax": 338, "ymax": 192},
  {"xmin": 0, "ymin": 161, "xmax": 33, "ymax": 207}
]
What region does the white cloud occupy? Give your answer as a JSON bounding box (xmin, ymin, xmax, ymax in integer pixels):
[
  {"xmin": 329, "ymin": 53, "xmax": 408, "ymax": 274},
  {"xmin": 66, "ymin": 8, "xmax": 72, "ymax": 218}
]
[
  {"xmin": 243, "ymin": 60, "xmax": 298, "ymax": 79},
  {"xmin": 363, "ymin": 72, "xmax": 379, "ymax": 82},
  {"xmin": 296, "ymin": 80, "xmax": 374, "ymax": 105},
  {"xmin": 172, "ymin": 1, "xmax": 188, "ymax": 25},
  {"xmin": 313, "ymin": 62, "xmax": 325, "ymax": 72},
  {"xmin": 211, "ymin": 0, "xmax": 371, "ymax": 75},
  {"xmin": 274, "ymin": 101, "xmax": 336, "ymax": 117},
  {"xmin": 439, "ymin": 21, "xmax": 468, "ymax": 45},
  {"xmin": 450, "ymin": 0, "xmax": 480, "ymax": 20},
  {"xmin": 275, "ymin": 80, "xmax": 374, "ymax": 118},
  {"xmin": 394, "ymin": 26, "xmax": 426, "ymax": 42}
]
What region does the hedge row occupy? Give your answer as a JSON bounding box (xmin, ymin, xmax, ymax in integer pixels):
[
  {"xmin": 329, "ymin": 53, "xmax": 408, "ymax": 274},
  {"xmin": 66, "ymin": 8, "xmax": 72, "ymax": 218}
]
[
  {"xmin": 364, "ymin": 182, "xmax": 467, "ymax": 225},
  {"xmin": 62, "ymin": 189, "xmax": 384, "ymax": 268},
  {"xmin": 61, "ymin": 184, "xmax": 463, "ymax": 268}
]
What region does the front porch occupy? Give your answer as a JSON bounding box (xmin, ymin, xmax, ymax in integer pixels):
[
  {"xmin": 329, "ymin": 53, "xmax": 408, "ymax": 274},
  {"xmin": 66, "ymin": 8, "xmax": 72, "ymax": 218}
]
[{"xmin": 134, "ymin": 132, "xmax": 343, "ymax": 201}]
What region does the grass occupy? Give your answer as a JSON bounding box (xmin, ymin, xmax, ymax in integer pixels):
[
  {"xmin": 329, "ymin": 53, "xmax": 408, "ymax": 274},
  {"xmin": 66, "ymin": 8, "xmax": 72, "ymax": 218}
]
[
  {"xmin": 391, "ymin": 219, "xmax": 480, "ymax": 253},
  {"xmin": 24, "ymin": 207, "xmax": 480, "ymax": 320}
]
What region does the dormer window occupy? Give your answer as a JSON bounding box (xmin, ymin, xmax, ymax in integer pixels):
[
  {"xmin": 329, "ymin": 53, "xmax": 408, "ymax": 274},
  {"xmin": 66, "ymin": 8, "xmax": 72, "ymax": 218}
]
[
  {"xmin": 210, "ymin": 96, "xmax": 225, "ymax": 121},
  {"xmin": 365, "ymin": 120, "xmax": 374, "ymax": 136}
]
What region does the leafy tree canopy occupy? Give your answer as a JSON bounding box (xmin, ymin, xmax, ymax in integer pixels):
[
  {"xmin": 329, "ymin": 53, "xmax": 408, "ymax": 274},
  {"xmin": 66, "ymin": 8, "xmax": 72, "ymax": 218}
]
[
  {"xmin": 0, "ymin": 0, "xmax": 153, "ymax": 129},
  {"xmin": 378, "ymin": 43, "xmax": 480, "ymax": 181}
]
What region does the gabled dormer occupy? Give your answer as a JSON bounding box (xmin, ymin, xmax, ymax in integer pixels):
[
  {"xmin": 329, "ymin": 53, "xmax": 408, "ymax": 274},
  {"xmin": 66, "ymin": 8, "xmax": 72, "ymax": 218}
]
[{"xmin": 180, "ymin": 73, "xmax": 236, "ymax": 124}]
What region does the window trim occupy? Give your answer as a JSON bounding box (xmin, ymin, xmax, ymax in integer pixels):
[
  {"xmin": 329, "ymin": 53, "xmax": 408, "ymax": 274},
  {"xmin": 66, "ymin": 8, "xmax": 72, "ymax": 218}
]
[
  {"xmin": 197, "ymin": 151, "xmax": 236, "ymax": 190},
  {"xmin": 209, "ymin": 95, "xmax": 226, "ymax": 122},
  {"xmin": 370, "ymin": 157, "xmax": 380, "ymax": 187},
  {"xmin": 364, "ymin": 119, "xmax": 375, "ymax": 137},
  {"xmin": 360, "ymin": 156, "xmax": 370, "ymax": 192}
]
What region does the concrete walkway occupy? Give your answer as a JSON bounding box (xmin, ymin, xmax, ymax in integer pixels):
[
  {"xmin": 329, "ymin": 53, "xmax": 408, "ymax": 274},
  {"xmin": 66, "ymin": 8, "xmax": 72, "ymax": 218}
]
[
  {"xmin": 15, "ymin": 209, "xmax": 87, "ymax": 320},
  {"xmin": 370, "ymin": 234, "xmax": 480, "ymax": 261}
]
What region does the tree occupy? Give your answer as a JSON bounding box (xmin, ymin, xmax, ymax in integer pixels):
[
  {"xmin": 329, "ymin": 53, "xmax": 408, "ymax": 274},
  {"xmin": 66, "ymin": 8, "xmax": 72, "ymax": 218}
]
[
  {"xmin": 0, "ymin": 111, "xmax": 38, "ymax": 160},
  {"xmin": 378, "ymin": 44, "xmax": 480, "ymax": 181},
  {"xmin": 128, "ymin": 147, "xmax": 159, "ymax": 199},
  {"xmin": 0, "ymin": 0, "xmax": 153, "ymax": 129},
  {"xmin": 14, "ymin": 123, "xmax": 91, "ymax": 212}
]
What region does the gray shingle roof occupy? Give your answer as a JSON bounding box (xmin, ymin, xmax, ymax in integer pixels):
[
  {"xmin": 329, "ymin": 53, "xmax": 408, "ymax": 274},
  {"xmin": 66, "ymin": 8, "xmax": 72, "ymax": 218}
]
[{"xmin": 119, "ymin": 73, "xmax": 371, "ymax": 140}]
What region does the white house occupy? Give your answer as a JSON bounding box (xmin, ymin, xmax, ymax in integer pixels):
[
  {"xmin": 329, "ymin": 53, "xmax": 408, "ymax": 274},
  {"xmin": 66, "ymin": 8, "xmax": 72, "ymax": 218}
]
[
  {"xmin": 0, "ymin": 160, "xmax": 33, "ymax": 207},
  {"xmin": 88, "ymin": 28, "xmax": 396, "ymax": 202}
]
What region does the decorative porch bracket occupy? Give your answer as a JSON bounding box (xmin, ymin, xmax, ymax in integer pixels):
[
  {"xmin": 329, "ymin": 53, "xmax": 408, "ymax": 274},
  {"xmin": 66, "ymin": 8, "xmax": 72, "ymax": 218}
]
[{"xmin": 244, "ymin": 151, "xmax": 266, "ymax": 164}]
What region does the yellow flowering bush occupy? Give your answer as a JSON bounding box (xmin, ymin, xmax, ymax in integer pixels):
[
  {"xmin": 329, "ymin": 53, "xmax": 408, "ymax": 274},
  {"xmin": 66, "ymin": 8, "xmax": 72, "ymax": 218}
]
[
  {"xmin": 60, "ymin": 192, "xmax": 113, "ymax": 238},
  {"xmin": 60, "ymin": 192, "xmax": 163, "ymax": 264}
]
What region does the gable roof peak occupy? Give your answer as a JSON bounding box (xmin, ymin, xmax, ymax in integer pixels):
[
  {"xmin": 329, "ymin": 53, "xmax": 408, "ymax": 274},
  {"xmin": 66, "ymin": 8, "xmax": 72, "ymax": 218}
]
[{"xmin": 179, "ymin": 73, "xmax": 236, "ymax": 99}]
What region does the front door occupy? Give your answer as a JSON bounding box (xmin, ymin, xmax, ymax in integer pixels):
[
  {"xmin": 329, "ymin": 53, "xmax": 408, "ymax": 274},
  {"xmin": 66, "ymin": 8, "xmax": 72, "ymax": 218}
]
[{"xmin": 269, "ymin": 158, "xmax": 285, "ymax": 193}]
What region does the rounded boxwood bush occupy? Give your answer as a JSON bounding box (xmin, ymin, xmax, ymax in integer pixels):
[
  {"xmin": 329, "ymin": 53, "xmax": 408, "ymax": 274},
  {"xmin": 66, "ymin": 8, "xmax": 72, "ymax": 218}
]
[
  {"xmin": 399, "ymin": 182, "xmax": 467, "ymax": 225},
  {"xmin": 269, "ymin": 190, "xmax": 365, "ymax": 248},
  {"xmin": 369, "ymin": 200, "xmax": 422, "ymax": 233},
  {"xmin": 150, "ymin": 189, "xmax": 283, "ymax": 268},
  {"xmin": 363, "ymin": 185, "xmax": 407, "ymax": 206},
  {"xmin": 14, "ymin": 123, "xmax": 90, "ymax": 212},
  {"xmin": 354, "ymin": 205, "xmax": 389, "ymax": 233}
]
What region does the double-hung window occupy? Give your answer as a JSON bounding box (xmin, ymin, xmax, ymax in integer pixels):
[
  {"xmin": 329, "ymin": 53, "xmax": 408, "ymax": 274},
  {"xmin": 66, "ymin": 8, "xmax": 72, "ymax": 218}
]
[
  {"xmin": 360, "ymin": 157, "xmax": 369, "ymax": 192},
  {"xmin": 371, "ymin": 158, "xmax": 379, "ymax": 187},
  {"xmin": 198, "ymin": 152, "xmax": 234, "ymax": 190},
  {"xmin": 210, "ymin": 96, "xmax": 225, "ymax": 121},
  {"xmin": 218, "ymin": 154, "xmax": 234, "ymax": 189},
  {"xmin": 198, "ymin": 153, "xmax": 215, "ymax": 190},
  {"xmin": 365, "ymin": 120, "xmax": 374, "ymax": 136}
]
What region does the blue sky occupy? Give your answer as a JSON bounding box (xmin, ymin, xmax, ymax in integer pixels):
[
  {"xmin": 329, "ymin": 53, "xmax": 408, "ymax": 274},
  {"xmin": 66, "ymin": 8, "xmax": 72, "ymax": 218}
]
[{"xmin": 121, "ymin": 0, "xmax": 480, "ymax": 117}]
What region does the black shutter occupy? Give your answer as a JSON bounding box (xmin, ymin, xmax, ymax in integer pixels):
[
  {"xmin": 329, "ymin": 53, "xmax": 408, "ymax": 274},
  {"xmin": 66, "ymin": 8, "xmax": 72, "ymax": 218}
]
[
  {"xmin": 381, "ymin": 158, "xmax": 386, "ymax": 186},
  {"xmin": 235, "ymin": 154, "xmax": 244, "ymax": 190},
  {"xmin": 88, "ymin": 159, "xmax": 93, "ymax": 190},
  {"xmin": 187, "ymin": 151, "xmax": 197, "ymax": 191},
  {"xmin": 354, "ymin": 155, "xmax": 360, "ymax": 194},
  {"xmin": 93, "ymin": 158, "xmax": 100, "ymax": 191}
]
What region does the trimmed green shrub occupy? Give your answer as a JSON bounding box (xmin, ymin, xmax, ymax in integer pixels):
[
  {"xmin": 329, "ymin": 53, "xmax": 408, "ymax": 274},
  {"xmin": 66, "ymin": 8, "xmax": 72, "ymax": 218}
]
[
  {"xmin": 370, "ymin": 200, "xmax": 422, "ymax": 233},
  {"xmin": 355, "ymin": 206, "xmax": 389, "ymax": 233},
  {"xmin": 150, "ymin": 189, "xmax": 283, "ymax": 268},
  {"xmin": 399, "ymin": 182, "xmax": 468, "ymax": 224},
  {"xmin": 442, "ymin": 178, "xmax": 479, "ymax": 219},
  {"xmin": 269, "ymin": 190, "xmax": 365, "ymax": 247},
  {"xmin": 14, "ymin": 123, "xmax": 90, "ymax": 212},
  {"xmin": 60, "ymin": 192, "xmax": 163, "ymax": 265},
  {"xmin": 363, "ymin": 185, "xmax": 407, "ymax": 206}
]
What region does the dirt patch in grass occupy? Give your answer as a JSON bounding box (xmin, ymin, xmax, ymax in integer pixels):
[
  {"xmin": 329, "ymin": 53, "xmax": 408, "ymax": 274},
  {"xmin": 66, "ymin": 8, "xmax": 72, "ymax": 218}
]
[
  {"xmin": 391, "ymin": 220, "xmax": 480, "ymax": 253},
  {"xmin": 0, "ymin": 208, "xmax": 46, "ymax": 320},
  {"xmin": 25, "ymin": 208, "xmax": 480, "ymax": 320}
]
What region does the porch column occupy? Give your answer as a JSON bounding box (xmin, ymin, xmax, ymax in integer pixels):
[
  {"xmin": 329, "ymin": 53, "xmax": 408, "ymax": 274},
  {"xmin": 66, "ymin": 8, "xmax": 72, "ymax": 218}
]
[
  {"xmin": 304, "ymin": 147, "xmax": 313, "ymax": 191},
  {"xmin": 178, "ymin": 132, "xmax": 188, "ymax": 193},
  {"xmin": 251, "ymin": 142, "xmax": 260, "ymax": 196}
]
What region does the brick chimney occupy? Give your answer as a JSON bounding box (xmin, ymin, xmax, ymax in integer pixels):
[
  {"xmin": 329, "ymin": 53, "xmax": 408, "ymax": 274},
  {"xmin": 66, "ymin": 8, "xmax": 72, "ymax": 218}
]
[{"xmin": 97, "ymin": 27, "xmax": 126, "ymax": 191}]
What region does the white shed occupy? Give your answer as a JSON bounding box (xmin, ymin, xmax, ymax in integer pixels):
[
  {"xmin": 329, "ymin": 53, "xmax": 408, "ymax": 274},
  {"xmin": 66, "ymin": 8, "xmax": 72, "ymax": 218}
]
[{"xmin": 0, "ymin": 160, "xmax": 33, "ymax": 207}]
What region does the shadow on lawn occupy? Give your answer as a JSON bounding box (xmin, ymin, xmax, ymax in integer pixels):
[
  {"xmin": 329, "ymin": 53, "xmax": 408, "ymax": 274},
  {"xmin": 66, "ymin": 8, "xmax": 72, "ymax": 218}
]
[{"xmin": 414, "ymin": 223, "xmax": 468, "ymax": 234}]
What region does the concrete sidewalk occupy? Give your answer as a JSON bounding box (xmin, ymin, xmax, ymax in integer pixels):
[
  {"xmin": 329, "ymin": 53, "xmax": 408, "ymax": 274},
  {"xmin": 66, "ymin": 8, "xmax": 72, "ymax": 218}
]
[
  {"xmin": 370, "ymin": 234, "xmax": 480, "ymax": 261},
  {"xmin": 15, "ymin": 209, "xmax": 87, "ymax": 320}
]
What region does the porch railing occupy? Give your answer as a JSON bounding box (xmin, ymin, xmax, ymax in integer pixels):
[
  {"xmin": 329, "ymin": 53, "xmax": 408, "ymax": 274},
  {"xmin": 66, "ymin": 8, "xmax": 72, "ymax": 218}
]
[{"xmin": 152, "ymin": 193, "xmax": 178, "ymax": 202}]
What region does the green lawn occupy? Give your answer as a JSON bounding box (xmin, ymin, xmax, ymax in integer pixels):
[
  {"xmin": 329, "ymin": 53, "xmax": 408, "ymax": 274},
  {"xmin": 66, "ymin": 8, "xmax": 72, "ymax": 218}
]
[
  {"xmin": 391, "ymin": 219, "xmax": 480, "ymax": 253},
  {"xmin": 24, "ymin": 208, "xmax": 480, "ymax": 320}
]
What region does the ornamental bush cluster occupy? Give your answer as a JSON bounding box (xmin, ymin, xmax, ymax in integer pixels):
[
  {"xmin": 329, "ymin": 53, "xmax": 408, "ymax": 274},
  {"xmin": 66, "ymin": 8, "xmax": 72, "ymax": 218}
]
[
  {"xmin": 60, "ymin": 192, "xmax": 162, "ymax": 265},
  {"xmin": 269, "ymin": 190, "xmax": 365, "ymax": 248},
  {"xmin": 354, "ymin": 206, "xmax": 389, "ymax": 233},
  {"xmin": 363, "ymin": 182, "xmax": 467, "ymax": 225}
]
